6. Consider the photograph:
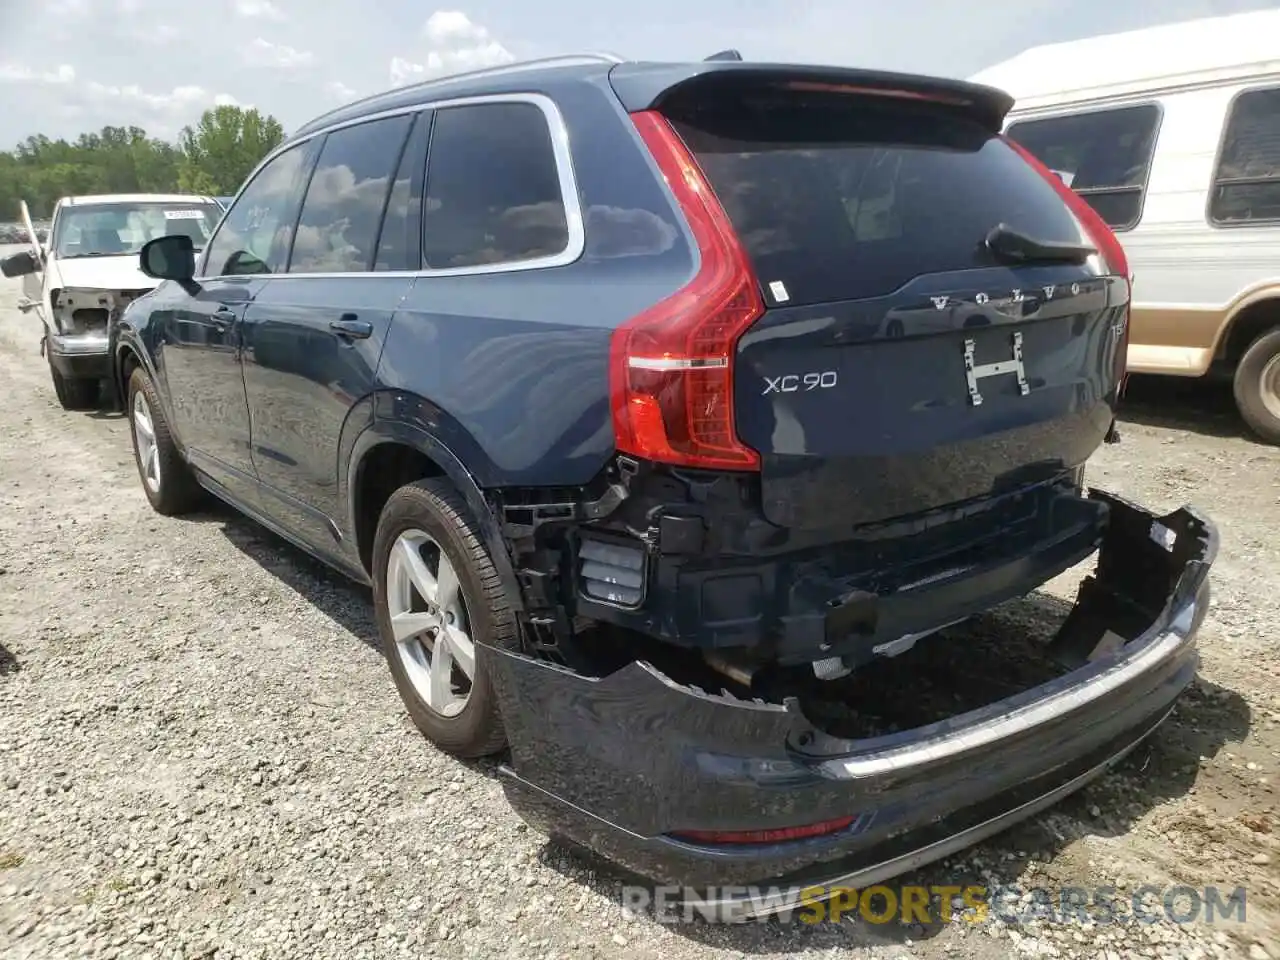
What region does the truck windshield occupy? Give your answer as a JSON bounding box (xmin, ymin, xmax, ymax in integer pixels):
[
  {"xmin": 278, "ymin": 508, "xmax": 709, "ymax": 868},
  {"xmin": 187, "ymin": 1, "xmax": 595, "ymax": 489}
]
[{"xmin": 52, "ymin": 202, "xmax": 224, "ymax": 259}]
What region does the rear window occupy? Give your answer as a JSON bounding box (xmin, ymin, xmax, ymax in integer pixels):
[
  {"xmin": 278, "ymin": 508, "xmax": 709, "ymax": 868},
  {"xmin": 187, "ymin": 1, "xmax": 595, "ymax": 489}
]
[{"xmin": 667, "ymin": 93, "xmax": 1085, "ymax": 307}]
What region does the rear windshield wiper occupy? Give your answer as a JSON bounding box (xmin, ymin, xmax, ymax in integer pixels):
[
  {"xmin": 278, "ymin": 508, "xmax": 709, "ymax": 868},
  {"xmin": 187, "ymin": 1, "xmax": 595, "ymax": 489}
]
[{"xmin": 984, "ymin": 223, "xmax": 1096, "ymax": 266}]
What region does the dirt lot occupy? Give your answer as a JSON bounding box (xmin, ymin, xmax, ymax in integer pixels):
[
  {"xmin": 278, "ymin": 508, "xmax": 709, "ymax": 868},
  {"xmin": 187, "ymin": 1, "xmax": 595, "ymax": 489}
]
[{"xmin": 1, "ymin": 258, "xmax": 1278, "ymax": 960}]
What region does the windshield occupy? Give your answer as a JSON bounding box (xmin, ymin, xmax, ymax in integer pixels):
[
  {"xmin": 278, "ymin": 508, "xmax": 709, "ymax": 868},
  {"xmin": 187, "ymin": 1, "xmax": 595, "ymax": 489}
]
[{"xmin": 52, "ymin": 201, "xmax": 224, "ymax": 259}]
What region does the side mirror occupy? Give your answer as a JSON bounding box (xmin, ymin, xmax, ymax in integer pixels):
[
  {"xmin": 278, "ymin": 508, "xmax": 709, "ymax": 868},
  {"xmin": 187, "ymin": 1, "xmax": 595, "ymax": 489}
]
[
  {"xmin": 140, "ymin": 234, "xmax": 196, "ymax": 282},
  {"xmin": 0, "ymin": 250, "xmax": 40, "ymax": 279}
]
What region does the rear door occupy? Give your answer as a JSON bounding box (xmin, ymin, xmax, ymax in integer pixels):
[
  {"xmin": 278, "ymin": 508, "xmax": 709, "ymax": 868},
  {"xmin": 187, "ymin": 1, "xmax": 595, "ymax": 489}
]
[
  {"xmin": 664, "ymin": 86, "xmax": 1128, "ymax": 530},
  {"xmin": 240, "ymin": 110, "xmax": 425, "ymax": 552}
]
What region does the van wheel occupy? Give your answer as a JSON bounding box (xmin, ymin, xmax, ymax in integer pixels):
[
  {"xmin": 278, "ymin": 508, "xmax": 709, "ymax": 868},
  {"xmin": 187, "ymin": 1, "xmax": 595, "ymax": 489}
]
[
  {"xmin": 49, "ymin": 359, "xmax": 99, "ymax": 411},
  {"xmin": 127, "ymin": 367, "xmax": 205, "ymax": 515},
  {"xmin": 372, "ymin": 478, "xmax": 518, "ymax": 759},
  {"xmin": 1233, "ymin": 327, "xmax": 1280, "ymax": 445}
]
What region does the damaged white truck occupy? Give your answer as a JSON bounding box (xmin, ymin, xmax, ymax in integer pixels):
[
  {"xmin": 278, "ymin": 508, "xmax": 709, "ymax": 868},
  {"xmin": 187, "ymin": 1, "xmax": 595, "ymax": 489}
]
[{"xmin": 1, "ymin": 194, "xmax": 225, "ymax": 410}]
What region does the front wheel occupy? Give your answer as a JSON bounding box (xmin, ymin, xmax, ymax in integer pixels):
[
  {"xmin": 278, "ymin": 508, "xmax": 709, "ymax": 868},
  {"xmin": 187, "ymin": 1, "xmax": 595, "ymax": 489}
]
[
  {"xmin": 48, "ymin": 358, "xmax": 99, "ymax": 411},
  {"xmin": 127, "ymin": 367, "xmax": 205, "ymax": 515},
  {"xmin": 1233, "ymin": 327, "xmax": 1280, "ymax": 445},
  {"xmin": 372, "ymin": 478, "xmax": 519, "ymax": 758}
]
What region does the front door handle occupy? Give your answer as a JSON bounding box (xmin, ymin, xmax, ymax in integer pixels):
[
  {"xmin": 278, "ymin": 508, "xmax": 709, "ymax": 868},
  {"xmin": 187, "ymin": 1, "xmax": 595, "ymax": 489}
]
[
  {"xmin": 210, "ymin": 307, "xmax": 237, "ymax": 330},
  {"xmin": 329, "ymin": 315, "xmax": 372, "ymax": 340}
]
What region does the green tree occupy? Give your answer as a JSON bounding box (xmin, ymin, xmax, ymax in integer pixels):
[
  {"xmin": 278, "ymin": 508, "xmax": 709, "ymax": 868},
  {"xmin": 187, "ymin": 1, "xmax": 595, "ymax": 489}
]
[
  {"xmin": 178, "ymin": 106, "xmax": 284, "ymax": 196},
  {"xmin": 0, "ymin": 105, "xmax": 284, "ymax": 221}
]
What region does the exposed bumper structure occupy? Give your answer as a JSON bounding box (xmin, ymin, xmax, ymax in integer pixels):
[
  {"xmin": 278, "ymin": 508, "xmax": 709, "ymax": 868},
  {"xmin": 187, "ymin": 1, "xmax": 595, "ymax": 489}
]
[{"xmin": 483, "ymin": 490, "xmax": 1216, "ymax": 920}]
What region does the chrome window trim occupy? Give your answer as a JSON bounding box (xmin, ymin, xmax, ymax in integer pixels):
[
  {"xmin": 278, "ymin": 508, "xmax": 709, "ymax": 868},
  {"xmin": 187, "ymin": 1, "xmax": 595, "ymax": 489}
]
[{"xmin": 204, "ymin": 92, "xmax": 585, "ymax": 282}]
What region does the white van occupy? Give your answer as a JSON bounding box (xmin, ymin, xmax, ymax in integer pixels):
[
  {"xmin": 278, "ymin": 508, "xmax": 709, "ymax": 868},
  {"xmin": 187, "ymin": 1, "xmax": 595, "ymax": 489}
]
[{"xmin": 970, "ymin": 9, "xmax": 1280, "ymax": 444}]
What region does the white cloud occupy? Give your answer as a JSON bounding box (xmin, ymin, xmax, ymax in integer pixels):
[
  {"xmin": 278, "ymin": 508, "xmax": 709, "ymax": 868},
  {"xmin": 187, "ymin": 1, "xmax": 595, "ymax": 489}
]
[
  {"xmin": 243, "ymin": 37, "xmax": 314, "ymax": 70},
  {"xmin": 85, "ymin": 81, "xmax": 212, "ymax": 112},
  {"xmin": 233, "ymin": 0, "xmax": 286, "ymax": 20},
  {"xmin": 325, "ymin": 80, "xmax": 358, "ymax": 103},
  {"xmin": 0, "ymin": 63, "xmax": 77, "ymax": 85},
  {"xmin": 123, "ymin": 22, "xmax": 182, "ymax": 45},
  {"xmin": 47, "ymin": 0, "xmax": 89, "ymax": 16},
  {"xmin": 389, "ymin": 11, "xmax": 514, "ymax": 88}
]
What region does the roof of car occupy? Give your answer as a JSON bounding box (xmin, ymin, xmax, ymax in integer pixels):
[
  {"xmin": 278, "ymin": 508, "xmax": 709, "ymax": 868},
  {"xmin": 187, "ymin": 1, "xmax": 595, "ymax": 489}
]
[
  {"xmin": 969, "ymin": 9, "xmax": 1280, "ymax": 108},
  {"xmin": 288, "ymin": 52, "xmax": 1015, "ymax": 145},
  {"xmin": 59, "ymin": 193, "xmax": 218, "ymax": 206}
]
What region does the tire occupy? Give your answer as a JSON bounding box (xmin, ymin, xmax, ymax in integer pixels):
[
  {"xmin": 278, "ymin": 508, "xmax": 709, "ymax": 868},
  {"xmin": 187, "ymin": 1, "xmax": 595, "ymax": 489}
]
[
  {"xmin": 48, "ymin": 358, "xmax": 99, "ymax": 411},
  {"xmin": 372, "ymin": 478, "xmax": 519, "ymax": 758},
  {"xmin": 1232, "ymin": 327, "xmax": 1280, "ymax": 446},
  {"xmin": 126, "ymin": 367, "xmax": 205, "ymax": 515}
]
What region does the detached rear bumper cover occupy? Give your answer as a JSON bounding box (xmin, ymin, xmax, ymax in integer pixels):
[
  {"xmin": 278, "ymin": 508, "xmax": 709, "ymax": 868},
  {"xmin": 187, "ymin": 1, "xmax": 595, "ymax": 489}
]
[{"xmin": 483, "ymin": 489, "xmax": 1216, "ymax": 915}]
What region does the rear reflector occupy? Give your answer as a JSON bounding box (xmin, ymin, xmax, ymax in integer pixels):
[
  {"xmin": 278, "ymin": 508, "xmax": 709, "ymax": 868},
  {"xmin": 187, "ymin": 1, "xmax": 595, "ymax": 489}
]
[
  {"xmin": 1004, "ymin": 136, "xmax": 1131, "ymax": 391},
  {"xmin": 608, "ymin": 110, "xmax": 763, "ymax": 471},
  {"xmin": 670, "ymin": 815, "xmax": 857, "ymax": 846}
]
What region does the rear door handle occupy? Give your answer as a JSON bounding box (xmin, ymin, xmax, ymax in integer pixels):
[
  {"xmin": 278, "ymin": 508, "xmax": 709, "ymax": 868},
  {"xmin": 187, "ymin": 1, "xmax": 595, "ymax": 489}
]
[
  {"xmin": 210, "ymin": 307, "xmax": 237, "ymax": 330},
  {"xmin": 329, "ymin": 315, "xmax": 372, "ymax": 340}
]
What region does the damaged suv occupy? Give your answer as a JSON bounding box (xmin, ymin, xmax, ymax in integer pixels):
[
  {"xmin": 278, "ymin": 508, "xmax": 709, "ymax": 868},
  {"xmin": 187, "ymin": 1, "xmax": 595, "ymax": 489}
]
[
  {"xmin": 1, "ymin": 194, "xmax": 223, "ymax": 410},
  {"xmin": 115, "ymin": 54, "xmax": 1217, "ymax": 918}
]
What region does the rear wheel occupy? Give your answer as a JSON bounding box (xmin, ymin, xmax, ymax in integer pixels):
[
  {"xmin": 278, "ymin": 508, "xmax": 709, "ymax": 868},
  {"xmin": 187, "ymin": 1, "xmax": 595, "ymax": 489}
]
[
  {"xmin": 1233, "ymin": 327, "xmax": 1280, "ymax": 445},
  {"xmin": 372, "ymin": 478, "xmax": 518, "ymax": 758},
  {"xmin": 127, "ymin": 367, "xmax": 205, "ymax": 515},
  {"xmin": 48, "ymin": 357, "xmax": 99, "ymax": 411}
]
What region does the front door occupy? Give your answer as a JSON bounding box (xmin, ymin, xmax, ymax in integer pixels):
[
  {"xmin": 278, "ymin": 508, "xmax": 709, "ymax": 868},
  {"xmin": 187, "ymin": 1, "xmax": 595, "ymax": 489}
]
[
  {"xmin": 151, "ymin": 277, "xmax": 266, "ymax": 501},
  {"xmin": 154, "ymin": 138, "xmax": 319, "ymax": 501},
  {"xmin": 240, "ymin": 111, "xmax": 425, "ymax": 554}
]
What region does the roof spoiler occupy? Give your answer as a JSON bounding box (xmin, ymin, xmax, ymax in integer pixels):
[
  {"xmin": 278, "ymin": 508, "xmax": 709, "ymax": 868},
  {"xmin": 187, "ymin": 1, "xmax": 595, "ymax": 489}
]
[{"xmin": 608, "ymin": 62, "xmax": 1016, "ymax": 132}]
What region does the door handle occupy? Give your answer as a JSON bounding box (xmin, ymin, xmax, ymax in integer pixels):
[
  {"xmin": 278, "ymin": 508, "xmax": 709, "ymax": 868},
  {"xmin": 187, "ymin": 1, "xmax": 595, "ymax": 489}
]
[
  {"xmin": 329, "ymin": 315, "xmax": 373, "ymax": 340},
  {"xmin": 210, "ymin": 307, "xmax": 237, "ymax": 330}
]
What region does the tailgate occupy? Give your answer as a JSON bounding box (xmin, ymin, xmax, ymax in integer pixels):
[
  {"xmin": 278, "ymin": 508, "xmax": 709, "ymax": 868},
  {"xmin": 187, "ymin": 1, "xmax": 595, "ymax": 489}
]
[{"xmin": 663, "ymin": 81, "xmax": 1128, "ymax": 530}]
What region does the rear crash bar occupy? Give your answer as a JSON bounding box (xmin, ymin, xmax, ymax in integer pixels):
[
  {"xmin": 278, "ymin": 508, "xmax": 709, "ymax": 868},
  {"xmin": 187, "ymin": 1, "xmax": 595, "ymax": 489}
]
[{"xmin": 482, "ymin": 489, "xmax": 1216, "ymax": 908}]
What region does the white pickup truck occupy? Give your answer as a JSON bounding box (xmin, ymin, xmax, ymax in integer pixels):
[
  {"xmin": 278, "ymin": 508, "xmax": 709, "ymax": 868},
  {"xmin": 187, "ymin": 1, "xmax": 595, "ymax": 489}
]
[{"xmin": 1, "ymin": 193, "xmax": 224, "ymax": 409}]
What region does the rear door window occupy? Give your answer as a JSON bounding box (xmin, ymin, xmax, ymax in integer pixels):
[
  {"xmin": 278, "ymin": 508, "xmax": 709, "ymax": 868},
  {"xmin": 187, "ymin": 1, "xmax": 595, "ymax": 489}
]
[
  {"xmin": 669, "ymin": 93, "xmax": 1085, "ymax": 307},
  {"xmin": 1209, "ymin": 86, "xmax": 1280, "ymax": 225},
  {"xmin": 287, "ymin": 113, "xmax": 415, "ymax": 274},
  {"xmin": 1005, "ymin": 104, "xmax": 1160, "ymax": 231}
]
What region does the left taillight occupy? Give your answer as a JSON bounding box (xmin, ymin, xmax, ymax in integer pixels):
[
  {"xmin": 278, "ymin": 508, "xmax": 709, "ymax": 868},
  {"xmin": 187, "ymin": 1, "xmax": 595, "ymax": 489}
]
[
  {"xmin": 1004, "ymin": 136, "xmax": 1131, "ymax": 391},
  {"xmin": 608, "ymin": 110, "xmax": 763, "ymax": 472}
]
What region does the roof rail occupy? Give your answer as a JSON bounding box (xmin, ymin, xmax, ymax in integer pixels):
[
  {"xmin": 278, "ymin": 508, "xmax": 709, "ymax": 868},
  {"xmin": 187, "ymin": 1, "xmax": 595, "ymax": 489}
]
[{"xmin": 292, "ymin": 52, "xmax": 629, "ymax": 138}]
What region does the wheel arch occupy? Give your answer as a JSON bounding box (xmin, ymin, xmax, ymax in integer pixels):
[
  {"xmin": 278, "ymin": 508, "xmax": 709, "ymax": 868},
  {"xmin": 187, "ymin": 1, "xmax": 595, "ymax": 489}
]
[
  {"xmin": 345, "ymin": 421, "xmax": 525, "ymax": 615},
  {"xmin": 1212, "ymin": 286, "xmax": 1280, "ymax": 368}
]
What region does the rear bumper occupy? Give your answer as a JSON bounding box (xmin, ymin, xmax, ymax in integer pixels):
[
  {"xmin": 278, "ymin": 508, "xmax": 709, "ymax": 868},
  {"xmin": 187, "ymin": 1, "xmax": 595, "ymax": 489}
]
[
  {"xmin": 47, "ymin": 332, "xmax": 111, "ymax": 380},
  {"xmin": 484, "ymin": 490, "xmax": 1216, "ymax": 917}
]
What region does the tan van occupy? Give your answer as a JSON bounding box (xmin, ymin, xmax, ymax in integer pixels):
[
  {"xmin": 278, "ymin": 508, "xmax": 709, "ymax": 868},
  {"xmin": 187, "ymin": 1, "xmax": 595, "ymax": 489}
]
[{"xmin": 971, "ymin": 9, "xmax": 1280, "ymax": 443}]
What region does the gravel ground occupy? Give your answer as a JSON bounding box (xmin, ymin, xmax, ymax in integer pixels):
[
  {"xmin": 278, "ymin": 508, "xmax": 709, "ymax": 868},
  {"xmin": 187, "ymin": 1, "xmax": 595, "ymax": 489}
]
[{"xmin": 1, "ymin": 255, "xmax": 1279, "ymax": 960}]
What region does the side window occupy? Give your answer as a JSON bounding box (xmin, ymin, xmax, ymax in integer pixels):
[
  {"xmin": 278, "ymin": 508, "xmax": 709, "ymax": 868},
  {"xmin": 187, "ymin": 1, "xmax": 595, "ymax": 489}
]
[
  {"xmin": 374, "ymin": 111, "xmax": 431, "ymax": 272},
  {"xmin": 288, "ymin": 113, "xmax": 414, "ymax": 274},
  {"xmin": 202, "ymin": 142, "xmax": 315, "ymax": 277},
  {"xmin": 1210, "ymin": 86, "xmax": 1280, "ymax": 225},
  {"xmin": 1006, "ymin": 104, "xmax": 1161, "ymax": 231},
  {"xmin": 422, "ymin": 101, "xmax": 570, "ymax": 269}
]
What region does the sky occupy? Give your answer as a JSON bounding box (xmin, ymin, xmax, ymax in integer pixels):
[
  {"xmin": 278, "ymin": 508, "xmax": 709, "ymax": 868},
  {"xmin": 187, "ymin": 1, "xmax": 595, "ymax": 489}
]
[{"xmin": 0, "ymin": 0, "xmax": 1276, "ymax": 147}]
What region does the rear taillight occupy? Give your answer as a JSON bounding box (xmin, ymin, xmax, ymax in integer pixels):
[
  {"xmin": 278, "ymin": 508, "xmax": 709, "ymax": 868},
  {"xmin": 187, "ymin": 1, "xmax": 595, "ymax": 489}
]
[
  {"xmin": 1004, "ymin": 136, "xmax": 1131, "ymax": 391},
  {"xmin": 608, "ymin": 110, "xmax": 763, "ymax": 471}
]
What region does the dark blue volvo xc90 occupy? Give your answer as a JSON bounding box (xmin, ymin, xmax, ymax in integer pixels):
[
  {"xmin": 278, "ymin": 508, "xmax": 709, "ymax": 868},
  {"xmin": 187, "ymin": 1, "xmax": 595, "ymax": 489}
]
[{"xmin": 114, "ymin": 53, "xmax": 1217, "ymax": 919}]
